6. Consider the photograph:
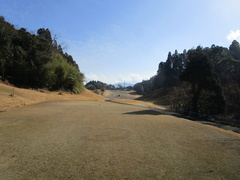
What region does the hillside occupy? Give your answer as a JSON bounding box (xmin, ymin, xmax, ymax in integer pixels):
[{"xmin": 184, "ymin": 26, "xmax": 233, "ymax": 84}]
[
  {"xmin": 137, "ymin": 89, "xmax": 170, "ymax": 106},
  {"xmin": 0, "ymin": 17, "xmax": 84, "ymax": 93},
  {"xmin": 0, "ymin": 82, "xmax": 105, "ymax": 112}
]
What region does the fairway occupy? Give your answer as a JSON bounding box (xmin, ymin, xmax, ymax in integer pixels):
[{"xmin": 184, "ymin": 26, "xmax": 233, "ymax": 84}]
[
  {"xmin": 103, "ymin": 90, "xmax": 140, "ymax": 99},
  {"xmin": 0, "ymin": 100, "xmax": 239, "ymax": 179}
]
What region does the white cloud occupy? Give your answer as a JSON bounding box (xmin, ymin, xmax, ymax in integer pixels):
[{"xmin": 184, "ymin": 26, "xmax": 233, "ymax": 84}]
[
  {"xmin": 85, "ymin": 73, "xmax": 110, "ymax": 84},
  {"xmin": 117, "ymin": 73, "xmax": 146, "ymax": 83},
  {"xmin": 85, "ymin": 72, "xmax": 155, "ymax": 85},
  {"xmin": 226, "ymin": 30, "xmax": 240, "ymax": 42}
]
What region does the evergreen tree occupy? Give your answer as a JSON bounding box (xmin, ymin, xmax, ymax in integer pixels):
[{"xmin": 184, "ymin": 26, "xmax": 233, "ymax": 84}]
[
  {"xmin": 229, "ymin": 40, "xmax": 240, "ymax": 60},
  {"xmin": 0, "ymin": 16, "xmax": 15, "ymax": 80},
  {"xmin": 180, "ymin": 49, "xmax": 225, "ymax": 114},
  {"xmin": 85, "ymin": 81, "xmax": 107, "ymax": 91},
  {"xmin": 134, "ymin": 83, "xmax": 144, "ymax": 95},
  {"xmin": 0, "ymin": 17, "xmax": 84, "ymax": 93},
  {"xmin": 37, "ymin": 28, "xmax": 52, "ymax": 43}
]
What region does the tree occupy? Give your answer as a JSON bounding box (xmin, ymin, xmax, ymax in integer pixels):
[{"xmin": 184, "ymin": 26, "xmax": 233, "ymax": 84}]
[
  {"xmin": 229, "ymin": 40, "xmax": 240, "ymax": 60},
  {"xmin": 126, "ymin": 86, "xmax": 133, "ymax": 91},
  {"xmin": 117, "ymin": 84, "xmax": 123, "ymax": 90},
  {"xmin": 174, "ymin": 50, "xmax": 178, "ymax": 57},
  {"xmin": 223, "ymin": 82, "xmax": 240, "ymax": 119},
  {"xmin": 43, "ymin": 53, "xmax": 84, "ymax": 93},
  {"xmin": 37, "ymin": 28, "xmax": 52, "ymax": 43},
  {"xmin": 0, "ymin": 18, "xmax": 84, "ymax": 93},
  {"xmin": 0, "ymin": 16, "xmax": 15, "ymax": 80},
  {"xmin": 85, "ymin": 81, "xmax": 107, "ymax": 91},
  {"xmin": 134, "ymin": 83, "xmax": 144, "ymax": 95},
  {"xmin": 180, "ymin": 49, "xmax": 225, "ymax": 115},
  {"xmin": 106, "ymin": 84, "xmax": 116, "ymax": 90}
]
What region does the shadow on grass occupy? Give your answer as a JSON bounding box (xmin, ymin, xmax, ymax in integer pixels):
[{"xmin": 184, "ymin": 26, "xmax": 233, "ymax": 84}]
[
  {"xmin": 124, "ymin": 110, "xmax": 164, "ymax": 116},
  {"xmin": 107, "ymin": 99, "xmax": 240, "ymax": 133},
  {"xmin": 124, "ymin": 109, "xmax": 240, "ymax": 133},
  {"xmin": 128, "ymin": 91, "xmax": 139, "ymax": 96}
]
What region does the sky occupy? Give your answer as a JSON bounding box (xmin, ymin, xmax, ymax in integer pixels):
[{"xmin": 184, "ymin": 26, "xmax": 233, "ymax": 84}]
[{"xmin": 1, "ymin": 0, "xmax": 240, "ymax": 84}]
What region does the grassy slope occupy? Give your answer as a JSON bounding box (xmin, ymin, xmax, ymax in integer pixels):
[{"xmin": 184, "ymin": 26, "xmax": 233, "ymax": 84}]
[
  {"xmin": 0, "ymin": 82, "xmax": 105, "ymax": 112},
  {"xmin": 137, "ymin": 89, "xmax": 170, "ymax": 106}
]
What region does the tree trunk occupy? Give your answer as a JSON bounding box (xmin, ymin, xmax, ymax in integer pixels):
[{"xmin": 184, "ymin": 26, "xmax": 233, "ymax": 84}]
[{"xmin": 191, "ymin": 83, "xmax": 201, "ymax": 113}]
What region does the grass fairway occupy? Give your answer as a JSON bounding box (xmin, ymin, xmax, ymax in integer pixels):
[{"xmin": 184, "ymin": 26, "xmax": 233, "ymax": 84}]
[{"xmin": 0, "ymin": 100, "xmax": 239, "ymax": 179}]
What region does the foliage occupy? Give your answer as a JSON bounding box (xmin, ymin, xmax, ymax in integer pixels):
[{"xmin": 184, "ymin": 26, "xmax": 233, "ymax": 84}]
[
  {"xmin": 85, "ymin": 81, "xmax": 107, "ymax": 91},
  {"xmin": 0, "ymin": 17, "xmax": 84, "ymax": 93},
  {"xmin": 180, "ymin": 49, "xmax": 225, "ymax": 114},
  {"xmin": 126, "ymin": 86, "xmax": 133, "ymax": 91},
  {"xmin": 117, "ymin": 84, "xmax": 124, "ymax": 90},
  {"xmin": 43, "ymin": 53, "xmax": 84, "ymax": 93},
  {"xmin": 0, "ymin": 16, "xmax": 15, "ymax": 80},
  {"xmin": 107, "ymin": 84, "xmax": 116, "ymax": 90},
  {"xmin": 153, "ymin": 50, "xmax": 187, "ymax": 90},
  {"xmin": 223, "ymin": 83, "xmax": 240, "ymax": 119},
  {"xmin": 133, "ymin": 83, "xmax": 144, "ymax": 95},
  {"xmin": 137, "ymin": 41, "xmax": 240, "ymax": 120},
  {"xmin": 169, "ymin": 83, "xmax": 192, "ymax": 112},
  {"xmin": 133, "ymin": 76, "xmax": 155, "ymax": 95},
  {"xmin": 229, "ymin": 40, "xmax": 240, "ymax": 60}
]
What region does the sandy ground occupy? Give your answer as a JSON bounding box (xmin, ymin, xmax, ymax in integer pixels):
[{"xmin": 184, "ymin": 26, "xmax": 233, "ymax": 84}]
[{"xmin": 0, "ymin": 100, "xmax": 240, "ymax": 179}]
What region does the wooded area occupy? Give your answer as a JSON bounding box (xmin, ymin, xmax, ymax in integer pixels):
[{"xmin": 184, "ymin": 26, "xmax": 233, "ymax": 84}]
[
  {"xmin": 0, "ymin": 16, "xmax": 84, "ymax": 93},
  {"xmin": 135, "ymin": 41, "xmax": 240, "ymax": 123},
  {"xmin": 1, "ymin": 17, "xmax": 240, "ymax": 123}
]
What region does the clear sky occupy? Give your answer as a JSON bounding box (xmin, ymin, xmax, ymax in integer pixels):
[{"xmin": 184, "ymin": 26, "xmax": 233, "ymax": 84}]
[{"xmin": 1, "ymin": 0, "xmax": 240, "ymax": 84}]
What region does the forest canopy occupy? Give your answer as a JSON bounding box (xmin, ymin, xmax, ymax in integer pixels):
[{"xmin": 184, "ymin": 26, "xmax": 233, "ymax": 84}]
[
  {"xmin": 0, "ymin": 16, "xmax": 84, "ymax": 93},
  {"xmin": 135, "ymin": 41, "xmax": 240, "ymax": 122}
]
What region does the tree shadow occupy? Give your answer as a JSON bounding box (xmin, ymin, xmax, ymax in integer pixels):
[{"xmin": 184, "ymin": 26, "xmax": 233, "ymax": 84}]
[
  {"xmin": 128, "ymin": 91, "xmax": 139, "ymax": 96},
  {"xmin": 124, "ymin": 110, "xmax": 164, "ymax": 116},
  {"xmin": 107, "ymin": 99, "xmax": 240, "ymax": 133}
]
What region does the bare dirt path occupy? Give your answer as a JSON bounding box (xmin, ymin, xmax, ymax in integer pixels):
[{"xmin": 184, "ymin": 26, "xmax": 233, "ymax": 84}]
[{"xmin": 0, "ymin": 100, "xmax": 239, "ymax": 179}]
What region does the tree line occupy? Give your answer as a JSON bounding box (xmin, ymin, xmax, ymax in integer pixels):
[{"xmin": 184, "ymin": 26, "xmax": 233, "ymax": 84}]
[
  {"xmin": 134, "ymin": 41, "xmax": 240, "ymax": 122},
  {"xmin": 0, "ymin": 16, "xmax": 84, "ymax": 93},
  {"xmin": 85, "ymin": 80, "xmax": 133, "ymax": 93}
]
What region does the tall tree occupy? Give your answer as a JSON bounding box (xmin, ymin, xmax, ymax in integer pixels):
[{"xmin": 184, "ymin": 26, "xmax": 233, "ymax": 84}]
[
  {"xmin": 229, "ymin": 40, "xmax": 240, "ymax": 60},
  {"xmin": 0, "ymin": 18, "xmax": 84, "ymax": 93},
  {"xmin": 180, "ymin": 49, "xmax": 225, "ymax": 114},
  {"xmin": 37, "ymin": 28, "xmax": 52, "ymax": 43},
  {"xmin": 0, "ymin": 16, "xmax": 15, "ymax": 80},
  {"xmin": 134, "ymin": 83, "xmax": 144, "ymax": 95}
]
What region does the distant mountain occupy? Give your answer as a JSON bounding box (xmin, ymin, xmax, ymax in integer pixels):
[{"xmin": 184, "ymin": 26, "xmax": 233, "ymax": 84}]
[{"xmin": 113, "ymin": 83, "xmax": 134, "ymax": 87}]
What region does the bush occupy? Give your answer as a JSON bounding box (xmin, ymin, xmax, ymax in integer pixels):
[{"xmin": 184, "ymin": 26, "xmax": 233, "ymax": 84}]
[
  {"xmin": 43, "ymin": 53, "xmax": 84, "ymax": 93},
  {"xmin": 169, "ymin": 83, "xmax": 192, "ymax": 113},
  {"xmin": 224, "ymin": 82, "xmax": 240, "ymax": 119}
]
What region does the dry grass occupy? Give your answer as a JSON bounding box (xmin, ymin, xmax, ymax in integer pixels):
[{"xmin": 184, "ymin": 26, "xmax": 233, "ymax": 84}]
[
  {"xmin": 137, "ymin": 88, "xmax": 170, "ymax": 106},
  {"xmin": 109, "ymin": 98, "xmax": 167, "ymax": 111},
  {"xmin": 1, "ymin": 100, "xmax": 239, "ymax": 179},
  {"xmin": 0, "ymin": 82, "xmax": 105, "ymax": 112}
]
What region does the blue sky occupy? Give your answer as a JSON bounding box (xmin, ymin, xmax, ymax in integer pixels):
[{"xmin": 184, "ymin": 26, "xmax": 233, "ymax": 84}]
[{"xmin": 1, "ymin": 0, "xmax": 240, "ymax": 84}]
